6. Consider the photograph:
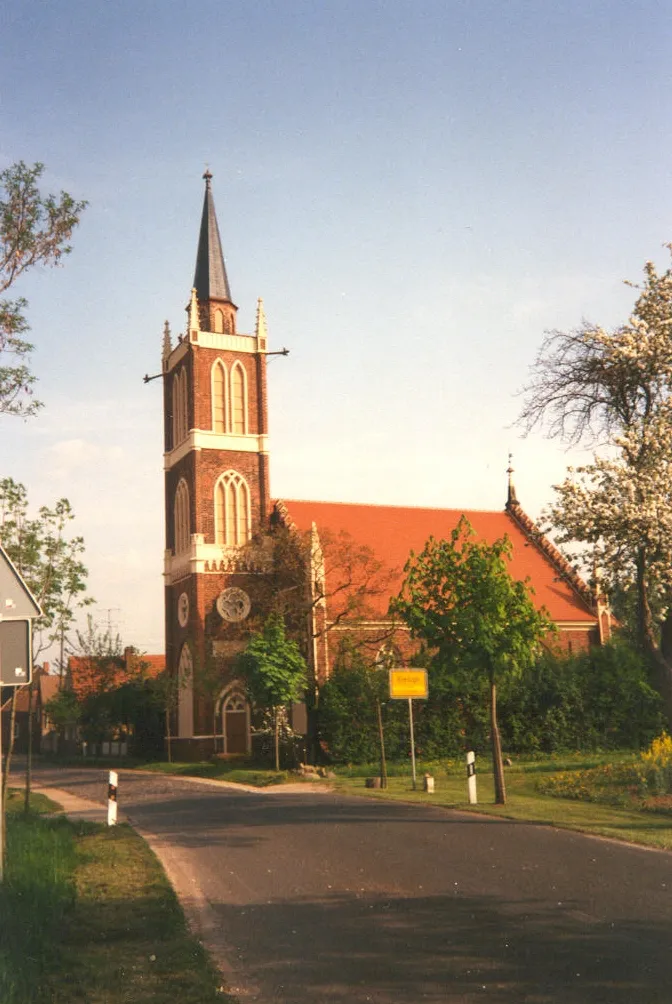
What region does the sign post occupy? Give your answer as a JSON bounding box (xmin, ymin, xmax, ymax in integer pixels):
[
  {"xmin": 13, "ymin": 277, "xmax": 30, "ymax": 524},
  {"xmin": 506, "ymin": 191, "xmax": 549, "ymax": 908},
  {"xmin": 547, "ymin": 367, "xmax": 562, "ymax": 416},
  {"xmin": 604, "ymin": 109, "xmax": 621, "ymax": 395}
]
[
  {"xmin": 0, "ymin": 544, "xmax": 42, "ymax": 881},
  {"xmin": 389, "ymin": 668, "xmax": 428, "ymax": 791}
]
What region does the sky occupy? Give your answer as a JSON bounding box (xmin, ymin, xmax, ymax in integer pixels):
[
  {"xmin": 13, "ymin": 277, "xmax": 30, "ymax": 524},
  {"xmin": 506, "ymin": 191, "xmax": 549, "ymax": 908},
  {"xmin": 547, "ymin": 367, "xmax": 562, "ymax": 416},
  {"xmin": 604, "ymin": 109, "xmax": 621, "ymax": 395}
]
[{"xmin": 2, "ymin": 0, "xmax": 671, "ymax": 658}]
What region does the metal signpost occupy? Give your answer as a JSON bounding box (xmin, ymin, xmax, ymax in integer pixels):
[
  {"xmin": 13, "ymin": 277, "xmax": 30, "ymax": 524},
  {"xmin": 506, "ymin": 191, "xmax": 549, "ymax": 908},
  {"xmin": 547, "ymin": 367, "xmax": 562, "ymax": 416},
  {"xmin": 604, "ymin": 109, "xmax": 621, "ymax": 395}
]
[
  {"xmin": 0, "ymin": 544, "xmax": 42, "ymax": 881},
  {"xmin": 389, "ymin": 668, "xmax": 428, "ymax": 790}
]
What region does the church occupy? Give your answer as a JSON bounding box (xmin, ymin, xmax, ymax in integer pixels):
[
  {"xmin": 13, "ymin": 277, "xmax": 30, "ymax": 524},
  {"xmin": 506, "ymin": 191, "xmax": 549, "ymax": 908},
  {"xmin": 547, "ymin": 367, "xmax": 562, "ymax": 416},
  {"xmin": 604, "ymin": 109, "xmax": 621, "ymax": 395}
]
[{"xmin": 162, "ymin": 173, "xmax": 609, "ymax": 760}]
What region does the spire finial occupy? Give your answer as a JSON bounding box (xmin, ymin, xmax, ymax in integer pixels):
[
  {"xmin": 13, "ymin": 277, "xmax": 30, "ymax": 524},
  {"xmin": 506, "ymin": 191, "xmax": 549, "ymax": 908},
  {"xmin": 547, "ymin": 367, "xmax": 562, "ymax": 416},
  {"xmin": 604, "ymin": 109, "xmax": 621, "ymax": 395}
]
[
  {"xmin": 203, "ymin": 166, "xmax": 212, "ymax": 188},
  {"xmin": 506, "ymin": 453, "xmax": 518, "ymax": 507},
  {"xmin": 189, "ymin": 287, "xmax": 199, "ymax": 332},
  {"xmin": 162, "ymin": 319, "xmax": 172, "ymax": 360},
  {"xmin": 255, "ymin": 297, "xmax": 268, "ymax": 346}
]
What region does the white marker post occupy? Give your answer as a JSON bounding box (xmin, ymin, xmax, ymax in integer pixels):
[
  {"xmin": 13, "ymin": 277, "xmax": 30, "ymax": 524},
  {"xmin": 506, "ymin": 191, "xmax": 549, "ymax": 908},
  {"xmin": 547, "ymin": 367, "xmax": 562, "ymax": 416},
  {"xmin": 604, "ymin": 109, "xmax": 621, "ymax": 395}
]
[
  {"xmin": 107, "ymin": 771, "xmax": 118, "ymax": 826},
  {"xmin": 466, "ymin": 751, "xmax": 477, "ymax": 804}
]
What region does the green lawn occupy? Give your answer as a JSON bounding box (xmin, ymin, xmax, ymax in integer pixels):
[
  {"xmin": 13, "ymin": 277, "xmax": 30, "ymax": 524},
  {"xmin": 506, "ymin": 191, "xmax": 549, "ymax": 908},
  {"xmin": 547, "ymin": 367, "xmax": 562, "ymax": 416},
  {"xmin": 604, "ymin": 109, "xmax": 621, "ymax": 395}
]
[
  {"xmin": 330, "ymin": 756, "xmax": 672, "ymax": 851},
  {"xmin": 0, "ymin": 790, "xmax": 233, "ymax": 1003}
]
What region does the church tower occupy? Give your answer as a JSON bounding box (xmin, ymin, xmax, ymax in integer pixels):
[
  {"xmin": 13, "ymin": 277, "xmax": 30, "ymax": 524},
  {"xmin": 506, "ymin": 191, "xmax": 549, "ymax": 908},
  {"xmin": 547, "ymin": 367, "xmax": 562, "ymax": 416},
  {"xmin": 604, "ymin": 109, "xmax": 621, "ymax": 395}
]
[{"xmin": 162, "ymin": 171, "xmax": 272, "ymax": 758}]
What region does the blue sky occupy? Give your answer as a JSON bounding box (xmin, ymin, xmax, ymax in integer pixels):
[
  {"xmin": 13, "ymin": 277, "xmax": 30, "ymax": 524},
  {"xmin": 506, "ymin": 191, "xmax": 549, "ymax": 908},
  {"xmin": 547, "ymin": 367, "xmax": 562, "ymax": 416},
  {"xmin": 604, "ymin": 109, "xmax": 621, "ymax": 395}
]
[{"xmin": 2, "ymin": 1, "xmax": 671, "ymax": 655}]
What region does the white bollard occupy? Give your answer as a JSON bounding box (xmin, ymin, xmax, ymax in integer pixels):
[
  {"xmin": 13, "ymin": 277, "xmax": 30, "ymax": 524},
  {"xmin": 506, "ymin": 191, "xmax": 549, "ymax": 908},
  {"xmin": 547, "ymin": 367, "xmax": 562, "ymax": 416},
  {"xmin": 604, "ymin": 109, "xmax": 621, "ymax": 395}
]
[
  {"xmin": 107, "ymin": 770, "xmax": 118, "ymax": 826},
  {"xmin": 466, "ymin": 751, "xmax": 477, "ymax": 804}
]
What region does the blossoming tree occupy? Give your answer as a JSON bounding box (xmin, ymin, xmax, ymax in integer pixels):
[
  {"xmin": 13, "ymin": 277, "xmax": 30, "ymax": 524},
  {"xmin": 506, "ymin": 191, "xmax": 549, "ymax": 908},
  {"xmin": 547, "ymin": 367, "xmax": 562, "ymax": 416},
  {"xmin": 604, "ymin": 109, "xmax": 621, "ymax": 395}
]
[{"xmin": 519, "ymin": 248, "xmax": 672, "ymax": 721}]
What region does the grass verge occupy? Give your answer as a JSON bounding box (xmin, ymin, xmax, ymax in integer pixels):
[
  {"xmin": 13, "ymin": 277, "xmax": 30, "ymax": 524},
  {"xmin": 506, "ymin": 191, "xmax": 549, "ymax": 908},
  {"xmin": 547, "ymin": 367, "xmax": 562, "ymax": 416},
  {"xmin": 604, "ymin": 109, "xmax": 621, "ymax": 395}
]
[
  {"xmin": 0, "ymin": 791, "xmax": 232, "ymax": 1003},
  {"xmin": 330, "ymin": 757, "xmax": 672, "ymax": 852}
]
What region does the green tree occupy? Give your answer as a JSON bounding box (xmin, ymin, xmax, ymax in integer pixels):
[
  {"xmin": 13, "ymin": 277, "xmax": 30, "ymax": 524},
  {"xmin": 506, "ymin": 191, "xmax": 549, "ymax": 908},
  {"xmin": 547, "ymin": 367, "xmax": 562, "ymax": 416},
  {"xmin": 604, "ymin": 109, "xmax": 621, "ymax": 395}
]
[
  {"xmin": 1, "ymin": 161, "xmax": 87, "ymax": 416},
  {"xmin": 235, "ymin": 612, "xmax": 307, "ymax": 771},
  {"xmin": 518, "ymin": 247, "xmax": 672, "ymax": 723},
  {"xmin": 319, "ymin": 641, "xmax": 401, "ymax": 767},
  {"xmin": 391, "ymin": 516, "xmax": 552, "ymax": 803},
  {"xmin": 0, "ymin": 478, "xmax": 91, "ymax": 808},
  {"xmin": 0, "ymin": 478, "xmax": 92, "ymax": 666},
  {"xmin": 43, "ymin": 688, "xmax": 81, "ymax": 733}
]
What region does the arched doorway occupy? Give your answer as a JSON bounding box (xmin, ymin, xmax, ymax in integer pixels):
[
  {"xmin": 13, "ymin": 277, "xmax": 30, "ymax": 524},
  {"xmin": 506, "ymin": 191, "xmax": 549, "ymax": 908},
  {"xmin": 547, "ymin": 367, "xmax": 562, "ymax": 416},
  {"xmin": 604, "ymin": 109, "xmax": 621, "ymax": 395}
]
[{"xmin": 220, "ymin": 685, "xmax": 250, "ymax": 754}]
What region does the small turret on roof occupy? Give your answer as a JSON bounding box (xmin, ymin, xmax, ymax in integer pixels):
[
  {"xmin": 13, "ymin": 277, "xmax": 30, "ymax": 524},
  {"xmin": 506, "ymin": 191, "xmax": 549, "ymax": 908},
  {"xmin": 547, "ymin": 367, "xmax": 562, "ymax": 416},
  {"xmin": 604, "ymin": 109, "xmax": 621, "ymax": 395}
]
[
  {"xmin": 193, "ymin": 170, "xmax": 233, "ymax": 303},
  {"xmin": 506, "ymin": 454, "xmax": 518, "ymax": 506}
]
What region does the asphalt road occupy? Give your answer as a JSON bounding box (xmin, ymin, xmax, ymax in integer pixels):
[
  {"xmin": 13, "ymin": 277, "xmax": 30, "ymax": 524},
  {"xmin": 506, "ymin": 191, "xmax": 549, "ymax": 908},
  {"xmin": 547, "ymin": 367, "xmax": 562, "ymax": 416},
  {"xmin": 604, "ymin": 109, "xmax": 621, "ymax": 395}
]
[{"xmin": 14, "ymin": 763, "xmax": 672, "ymax": 1004}]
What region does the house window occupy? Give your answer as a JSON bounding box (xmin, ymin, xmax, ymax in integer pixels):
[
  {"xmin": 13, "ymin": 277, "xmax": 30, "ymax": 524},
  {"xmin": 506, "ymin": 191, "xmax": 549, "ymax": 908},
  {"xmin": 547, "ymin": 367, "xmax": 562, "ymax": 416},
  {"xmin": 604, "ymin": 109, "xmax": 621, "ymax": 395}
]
[
  {"xmin": 215, "ymin": 470, "xmax": 251, "ymax": 546},
  {"xmin": 231, "ymin": 362, "xmax": 247, "ymax": 434},
  {"xmin": 174, "ymin": 479, "xmax": 190, "ymax": 553},
  {"xmin": 212, "ymin": 360, "xmax": 228, "ymax": 433}
]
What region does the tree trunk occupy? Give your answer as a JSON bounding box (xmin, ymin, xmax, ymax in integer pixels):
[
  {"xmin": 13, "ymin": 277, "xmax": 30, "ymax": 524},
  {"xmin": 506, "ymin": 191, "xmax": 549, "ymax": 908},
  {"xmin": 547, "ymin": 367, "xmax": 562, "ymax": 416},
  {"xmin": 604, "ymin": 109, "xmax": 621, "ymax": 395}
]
[
  {"xmin": 24, "ymin": 679, "xmax": 34, "ymax": 814},
  {"xmin": 274, "ymin": 709, "xmax": 280, "ymax": 772},
  {"xmin": 637, "ymin": 551, "xmax": 672, "ymax": 726},
  {"xmin": 2, "ymin": 691, "xmax": 18, "ymax": 813},
  {"xmin": 165, "ymin": 706, "xmax": 172, "ymax": 763},
  {"xmin": 490, "ymin": 677, "xmax": 506, "ymax": 805},
  {"xmin": 376, "ymin": 698, "xmax": 387, "ymax": 789}
]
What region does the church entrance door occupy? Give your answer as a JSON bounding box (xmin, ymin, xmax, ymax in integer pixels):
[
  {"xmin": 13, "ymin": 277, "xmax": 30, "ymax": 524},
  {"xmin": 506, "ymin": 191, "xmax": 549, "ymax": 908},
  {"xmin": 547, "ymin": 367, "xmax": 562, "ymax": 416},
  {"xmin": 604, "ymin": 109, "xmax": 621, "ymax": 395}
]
[{"xmin": 222, "ymin": 690, "xmax": 249, "ymax": 754}]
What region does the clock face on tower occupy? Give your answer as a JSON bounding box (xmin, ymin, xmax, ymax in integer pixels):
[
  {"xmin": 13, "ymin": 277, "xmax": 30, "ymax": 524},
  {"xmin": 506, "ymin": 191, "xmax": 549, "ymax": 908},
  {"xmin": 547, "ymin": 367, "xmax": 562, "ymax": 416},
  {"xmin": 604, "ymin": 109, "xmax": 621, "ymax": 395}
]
[
  {"xmin": 217, "ymin": 587, "xmax": 251, "ymax": 623},
  {"xmin": 177, "ymin": 592, "xmax": 189, "ymax": 627}
]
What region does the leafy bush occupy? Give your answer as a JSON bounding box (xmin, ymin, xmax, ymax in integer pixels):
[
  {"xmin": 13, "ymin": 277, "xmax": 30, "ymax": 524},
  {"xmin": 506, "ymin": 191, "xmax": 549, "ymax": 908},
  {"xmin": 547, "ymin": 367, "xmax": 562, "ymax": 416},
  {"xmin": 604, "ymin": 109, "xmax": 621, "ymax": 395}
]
[
  {"xmin": 500, "ymin": 640, "xmax": 663, "ymax": 754},
  {"xmin": 319, "ymin": 638, "xmax": 663, "ymax": 764},
  {"xmin": 640, "ymin": 731, "xmax": 672, "ymax": 795},
  {"xmin": 536, "ymin": 761, "xmax": 645, "ymax": 806}
]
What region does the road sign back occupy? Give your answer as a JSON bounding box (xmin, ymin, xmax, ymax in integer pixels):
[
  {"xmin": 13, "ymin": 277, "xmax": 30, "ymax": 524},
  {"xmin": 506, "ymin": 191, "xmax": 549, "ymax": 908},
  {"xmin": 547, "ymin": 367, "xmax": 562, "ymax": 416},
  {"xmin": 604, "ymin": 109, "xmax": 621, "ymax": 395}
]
[
  {"xmin": 0, "ymin": 619, "xmax": 32, "ymax": 685},
  {"xmin": 0, "ymin": 544, "xmax": 41, "ymax": 620}
]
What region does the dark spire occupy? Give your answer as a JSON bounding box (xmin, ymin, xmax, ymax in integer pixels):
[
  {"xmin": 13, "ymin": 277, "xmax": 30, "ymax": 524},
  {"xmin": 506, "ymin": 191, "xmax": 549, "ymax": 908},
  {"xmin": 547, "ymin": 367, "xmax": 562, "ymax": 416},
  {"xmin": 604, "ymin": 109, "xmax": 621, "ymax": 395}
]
[
  {"xmin": 506, "ymin": 453, "xmax": 518, "ymax": 507},
  {"xmin": 193, "ymin": 170, "xmax": 232, "ymax": 302}
]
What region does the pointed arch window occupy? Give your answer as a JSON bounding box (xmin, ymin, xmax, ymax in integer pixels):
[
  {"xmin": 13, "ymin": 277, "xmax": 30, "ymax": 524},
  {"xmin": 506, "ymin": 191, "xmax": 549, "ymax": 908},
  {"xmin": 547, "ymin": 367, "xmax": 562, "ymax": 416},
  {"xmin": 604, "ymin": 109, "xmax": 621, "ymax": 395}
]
[
  {"xmin": 214, "ymin": 308, "xmax": 225, "ymax": 334},
  {"xmin": 214, "ymin": 470, "xmax": 251, "ymax": 546},
  {"xmin": 230, "ymin": 362, "xmax": 247, "ymax": 434},
  {"xmin": 174, "ymin": 479, "xmax": 190, "ymax": 553},
  {"xmin": 211, "ymin": 359, "xmax": 228, "ymax": 433},
  {"xmin": 177, "ymin": 643, "xmax": 193, "ymax": 738},
  {"xmin": 172, "ymin": 368, "xmax": 188, "ymax": 446}
]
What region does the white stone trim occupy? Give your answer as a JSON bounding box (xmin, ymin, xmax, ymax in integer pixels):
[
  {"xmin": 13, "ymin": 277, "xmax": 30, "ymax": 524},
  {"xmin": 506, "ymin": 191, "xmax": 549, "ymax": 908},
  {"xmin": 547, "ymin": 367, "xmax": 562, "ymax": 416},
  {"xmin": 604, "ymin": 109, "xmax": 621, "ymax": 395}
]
[
  {"xmin": 164, "ymin": 430, "xmax": 268, "ymax": 469},
  {"xmin": 556, "ymin": 621, "xmax": 597, "ymax": 631},
  {"xmin": 193, "ymin": 331, "xmax": 257, "ymax": 353},
  {"xmin": 164, "ymin": 536, "xmax": 273, "ymax": 583}
]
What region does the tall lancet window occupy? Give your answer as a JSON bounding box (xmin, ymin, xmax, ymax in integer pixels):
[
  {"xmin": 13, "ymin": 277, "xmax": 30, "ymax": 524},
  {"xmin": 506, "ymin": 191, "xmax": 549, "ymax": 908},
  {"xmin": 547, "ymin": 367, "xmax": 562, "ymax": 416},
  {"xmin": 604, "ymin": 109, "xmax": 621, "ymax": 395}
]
[
  {"xmin": 214, "ymin": 308, "xmax": 225, "ymax": 334},
  {"xmin": 231, "ymin": 362, "xmax": 247, "ymax": 434},
  {"xmin": 172, "ymin": 368, "xmax": 188, "ymax": 446},
  {"xmin": 215, "ymin": 471, "xmax": 251, "ymax": 546},
  {"xmin": 177, "ymin": 643, "xmax": 193, "ymax": 738},
  {"xmin": 174, "ymin": 479, "xmax": 190, "ymax": 553},
  {"xmin": 212, "ymin": 360, "xmax": 228, "ymax": 433}
]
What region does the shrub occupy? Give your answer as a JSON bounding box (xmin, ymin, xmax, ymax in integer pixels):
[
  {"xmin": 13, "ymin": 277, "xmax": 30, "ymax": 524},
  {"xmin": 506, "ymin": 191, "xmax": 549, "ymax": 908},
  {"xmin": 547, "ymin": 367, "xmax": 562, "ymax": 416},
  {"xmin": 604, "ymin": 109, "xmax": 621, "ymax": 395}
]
[{"xmin": 640, "ymin": 732, "xmax": 672, "ymax": 795}]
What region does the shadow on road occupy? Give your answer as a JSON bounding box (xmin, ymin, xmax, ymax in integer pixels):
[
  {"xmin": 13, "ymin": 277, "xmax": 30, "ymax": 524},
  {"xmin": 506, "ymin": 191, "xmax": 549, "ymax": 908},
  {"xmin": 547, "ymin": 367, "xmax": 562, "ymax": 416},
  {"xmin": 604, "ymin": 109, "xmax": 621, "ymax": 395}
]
[{"xmin": 209, "ymin": 888, "xmax": 670, "ymax": 1003}]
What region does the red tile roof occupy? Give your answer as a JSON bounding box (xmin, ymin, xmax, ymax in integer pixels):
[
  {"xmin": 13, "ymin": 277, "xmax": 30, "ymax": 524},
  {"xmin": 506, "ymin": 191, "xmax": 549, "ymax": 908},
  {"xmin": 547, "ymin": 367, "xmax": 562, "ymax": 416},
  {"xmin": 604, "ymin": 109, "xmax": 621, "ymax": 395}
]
[
  {"xmin": 68, "ymin": 652, "xmax": 165, "ymax": 698},
  {"xmin": 278, "ymin": 499, "xmax": 596, "ymax": 624}
]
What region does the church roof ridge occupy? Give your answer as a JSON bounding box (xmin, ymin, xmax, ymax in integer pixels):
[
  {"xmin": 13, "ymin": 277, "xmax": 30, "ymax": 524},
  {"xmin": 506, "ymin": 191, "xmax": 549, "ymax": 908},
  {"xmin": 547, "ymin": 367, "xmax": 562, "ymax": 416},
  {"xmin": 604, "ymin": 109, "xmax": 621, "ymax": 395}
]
[
  {"xmin": 276, "ymin": 497, "xmax": 510, "ymax": 516},
  {"xmin": 193, "ymin": 170, "xmax": 232, "ymax": 303}
]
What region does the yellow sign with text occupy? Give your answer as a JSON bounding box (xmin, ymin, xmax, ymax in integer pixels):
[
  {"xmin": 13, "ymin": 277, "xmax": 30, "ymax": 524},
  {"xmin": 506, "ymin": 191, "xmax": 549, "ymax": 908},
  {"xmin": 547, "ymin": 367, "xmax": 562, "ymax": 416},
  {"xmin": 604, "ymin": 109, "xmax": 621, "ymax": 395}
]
[{"xmin": 389, "ymin": 668, "xmax": 428, "ymax": 700}]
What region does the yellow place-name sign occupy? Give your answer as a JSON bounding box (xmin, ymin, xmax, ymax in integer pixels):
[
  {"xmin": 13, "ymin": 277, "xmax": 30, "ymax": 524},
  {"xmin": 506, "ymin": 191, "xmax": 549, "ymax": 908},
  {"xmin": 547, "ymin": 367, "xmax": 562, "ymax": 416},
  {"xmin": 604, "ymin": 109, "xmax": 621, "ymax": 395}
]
[{"xmin": 389, "ymin": 668, "xmax": 428, "ymax": 700}]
